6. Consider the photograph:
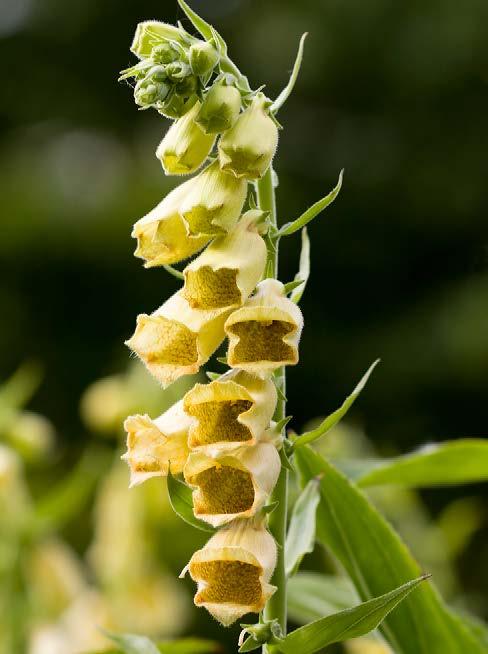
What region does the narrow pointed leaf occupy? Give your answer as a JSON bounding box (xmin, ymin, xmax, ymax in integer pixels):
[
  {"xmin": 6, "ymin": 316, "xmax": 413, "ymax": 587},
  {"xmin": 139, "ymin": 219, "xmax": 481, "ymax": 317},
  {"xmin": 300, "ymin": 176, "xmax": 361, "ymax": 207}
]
[
  {"xmin": 279, "ymin": 170, "xmax": 343, "ymax": 236},
  {"xmin": 157, "ymin": 639, "xmax": 222, "ymax": 654},
  {"xmin": 279, "ymin": 576, "xmax": 428, "ymax": 654},
  {"xmin": 167, "ymin": 469, "xmax": 215, "ymax": 533},
  {"xmin": 271, "ymin": 33, "xmax": 308, "ymax": 113},
  {"xmin": 353, "ymin": 439, "xmax": 488, "ymax": 488},
  {"xmin": 290, "ymin": 228, "xmax": 310, "ymax": 304},
  {"xmin": 283, "ymin": 279, "xmax": 305, "ymax": 295},
  {"xmin": 103, "ymin": 631, "xmax": 160, "ymax": 654},
  {"xmin": 285, "ymin": 477, "xmax": 321, "ymax": 576},
  {"xmin": 288, "ymin": 572, "xmax": 357, "ymax": 625},
  {"xmin": 294, "ymin": 360, "xmax": 380, "ymax": 448},
  {"xmin": 177, "ymin": 0, "xmax": 226, "ymax": 52},
  {"xmin": 294, "ymin": 446, "xmax": 486, "ymax": 654},
  {"xmin": 163, "ymin": 264, "xmax": 184, "ymax": 280}
]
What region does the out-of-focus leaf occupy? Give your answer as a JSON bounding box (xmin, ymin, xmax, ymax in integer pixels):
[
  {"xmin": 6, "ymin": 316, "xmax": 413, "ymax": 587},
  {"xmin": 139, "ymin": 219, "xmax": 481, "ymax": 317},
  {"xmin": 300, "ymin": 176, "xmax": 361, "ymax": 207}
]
[
  {"xmin": 285, "ymin": 477, "xmax": 320, "ymax": 576},
  {"xmin": 84, "ymin": 638, "xmax": 221, "ymax": 654},
  {"xmin": 294, "ymin": 446, "xmax": 486, "ymax": 654},
  {"xmin": 167, "ymin": 468, "xmax": 215, "ymax": 533},
  {"xmin": 288, "ymin": 572, "xmax": 357, "ymax": 624},
  {"xmin": 278, "ymin": 576, "xmax": 428, "ymax": 654},
  {"xmin": 103, "ymin": 631, "xmax": 160, "ymax": 654},
  {"xmin": 271, "ymin": 33, "xmax": 308, "ymax": 113},
  {"xmin": 353, "ymin": 439, "xmax": 488, "ymax": 488},
  {"xmin": 0, "ymin": 361, "xmax": 42, "ymax": 430},
  {"xmin": 290, "ymin": 228, "xmax": 310, "ymax": 304},
  {"xmin": 293, "ymin": 360, "xmax": 380, "ymax": 449}
]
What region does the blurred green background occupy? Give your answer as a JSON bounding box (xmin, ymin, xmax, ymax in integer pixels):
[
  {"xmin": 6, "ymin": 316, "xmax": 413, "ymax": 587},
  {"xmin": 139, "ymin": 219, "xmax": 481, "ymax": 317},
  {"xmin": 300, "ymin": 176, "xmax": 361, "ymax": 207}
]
[{"xmin": 0, "ymin": 0, "xmax": 487, "ymax": 652}]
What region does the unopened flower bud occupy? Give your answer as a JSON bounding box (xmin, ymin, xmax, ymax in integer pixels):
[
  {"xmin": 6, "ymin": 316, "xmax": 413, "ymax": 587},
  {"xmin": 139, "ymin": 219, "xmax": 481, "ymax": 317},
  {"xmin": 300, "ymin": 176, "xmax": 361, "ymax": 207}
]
[
  {"xmin": 156, "ymin": 102, "xmax": 215, "ymax": 176},
  {"xmin": 218, "ymin": 92, "xmax": 278, "ymax": 179},
  {"xmin": 183, "ymin": 370, "xmax": 277, "ymax": 454},
  {"xmin": 132, "ymin": 182, "xmax": 209, "ymax": 267},
  {"xmin": 189, "ymin": 41, "xmax": 220, "ymax": 76},
  {"xmin": 196, "ymin": 82, "xmax": 242, "ymax": 134},
  {"xmin": 147, "ymin": 64, "xmax": 167, "ymax": 83},
  {"xmin": 176, "ymin": 75, "xmax": 198, "ymax": 96},
  {"xmin": 122, "ymin": 401, "xmax": 192, "ymax": 486},
  {"xmin": 125, "ymin": 293, "xmax": 231, "ymax": 387},
  {"xmin": 159, "ymin": 92, "xmax": 198, "ymax": 119},
  {"xmin": 182, "ymin": 210, "xmax": 267, "ymax": 310},
  {"xmin": 166, "ymin": 61, "xmax": 191, "ymax": 82},
  {"xmin": 134, "ymin": 80, "xmax": 160, "ymax": 107},
  {"xmin": 225, "ymin": 279, "xmax": 304, "ymax": 373},
  {"xmin": 152, "ymin": 42, "xmax": 179, "ymax": 64},
  {"xmin": 131, "ymin": 21, "xmax": 191, "ymax": 59},
  {"xmin": 183, "ymin": 519, "xmax": 277, "ymax": 625},
  {"xmin": 5, "ymin": 411, "xmax": 54, "ymax": 461},
  {"xmin": 179, "ymin": 160, "xmax": 247, "ymax": 236},
  {"xmin": 184, "ymin": 441, "xmax": 280, "ymax": 527}
]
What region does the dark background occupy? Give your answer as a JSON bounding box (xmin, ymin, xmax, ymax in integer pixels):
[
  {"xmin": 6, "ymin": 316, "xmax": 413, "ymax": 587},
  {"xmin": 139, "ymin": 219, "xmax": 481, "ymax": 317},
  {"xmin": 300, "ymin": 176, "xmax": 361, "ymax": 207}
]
[{"xmin": 1, "ymin": 0, "xmax": 487, "ymax": 643}]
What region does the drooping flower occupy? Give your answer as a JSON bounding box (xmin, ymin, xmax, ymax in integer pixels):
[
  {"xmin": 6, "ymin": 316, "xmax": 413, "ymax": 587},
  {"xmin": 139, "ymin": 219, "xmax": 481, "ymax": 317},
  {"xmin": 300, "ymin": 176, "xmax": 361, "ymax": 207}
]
[
  {"xmin": 189, "ymin": 41, "xmax": 220, "ymax": 77},
  {"xmin": 182, "ymin": 518, "xmax": 277, "ymax": 626},
  {"xmin": 183, "ymin": 442, "xmax": 280, "ymax": 527},
  {"xmin": 182, "ymin": 210, "xmax": 267, "ymax": 311},
  {"xmin": 218, "ymin": 92, "xmax": 278, "ymax": 180},
  {"xmin": 183, "ymin": 369, "xmax": 277, "ymax": 454},
  {"xmin": 122, "ymin": 400, "xmax": 192, "ymax": 486},
  {"xmin": 196, "ymin": 82, "xmax": 242, "ymax": 134},
  {"xmin": 225, "ymin": 278, "xmax": 304, "ymax": 373},
  {"xmin": 156, "ymin": 102, "xmax": 216, "ymax": 175},
  {"xmin": 126, "ymin": 293, "xmax": 231, "ymax": 387}
]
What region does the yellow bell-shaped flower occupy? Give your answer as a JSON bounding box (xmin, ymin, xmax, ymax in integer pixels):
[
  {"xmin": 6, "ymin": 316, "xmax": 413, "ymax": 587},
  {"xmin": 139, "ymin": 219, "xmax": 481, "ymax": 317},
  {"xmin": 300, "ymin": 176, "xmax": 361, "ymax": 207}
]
[
  {"xmin": 182, "ymin": 210, "xmax": 267, "ymax": 311},
  {"xmin": 218, "ymin": 92, "xmax": 278, "ymax": 180},
  {"xmin": 182, "ymin": 518, "xmax": 277, "ymax": 626},
  {"xmin": 183, "ymin": 369, "xmax": 277, "ymax": 454},
  {"xmin": 183, "ymin": 441, "xmax": 280, "ymax": 527},
  {"xmin": 196, "ymin": 82, "xmax": 242, "ymax": 134},
  {"xmin": 225, "ymin": 278, "xmax": 304, "ymax": 374},
  {"xmin": 156, "ymin": 102, "xmax": 216, "ymax": 175},
  {"xmin": 122, "ymin": 400, "xmax": 192, "ymax": 486}
]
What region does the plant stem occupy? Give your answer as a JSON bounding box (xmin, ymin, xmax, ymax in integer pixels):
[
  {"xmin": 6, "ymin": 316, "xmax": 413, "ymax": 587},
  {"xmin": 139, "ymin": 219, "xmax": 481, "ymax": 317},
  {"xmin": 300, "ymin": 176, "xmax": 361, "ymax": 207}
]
[{"xmin": 257, "ymin": 167, "xmax": 288, "ymax": 643}]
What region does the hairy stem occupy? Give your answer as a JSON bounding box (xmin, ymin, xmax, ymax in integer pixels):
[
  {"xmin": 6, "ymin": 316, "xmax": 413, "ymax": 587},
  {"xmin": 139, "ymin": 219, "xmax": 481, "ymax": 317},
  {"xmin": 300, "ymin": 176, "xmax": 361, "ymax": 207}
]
[{"xmin": 257, "ymin": 167, "xmax": 288, "ymax": 642}]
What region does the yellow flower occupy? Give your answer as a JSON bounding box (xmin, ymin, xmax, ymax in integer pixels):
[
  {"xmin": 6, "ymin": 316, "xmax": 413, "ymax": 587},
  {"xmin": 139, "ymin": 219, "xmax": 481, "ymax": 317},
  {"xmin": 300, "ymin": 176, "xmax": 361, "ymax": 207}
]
[
  {"xmin": 132, "ymin": 182, "xmax": 209, "ymax": 267},
  {"xmin": 225, "ymin": 279, "xmax": 304, "ymax": 373},
  {"xmin": 179, "ymin": 160, "xmax": 247, "ymax": 236},
  {"xmin": 183, "ymin": 519, "xmax": 277, "ymax": 626},
  {"xmin": 156, "ymin": 102, "xmax": 216, "ymax": 175},
  {"xmin": 183, "ymin": 369, "xmax": 277, "ymax": 454},
  {"xmin": 196, "ymin": 82, "xmax": 242, "ymax": 134},
  {"xmin": 122, "ymin": 401, "xmax": 192, "ymax": 486},
  {"xmin": 182, "ymin": 210, "xmax": 267, "ymax": 310},
  {"xmin": 218, "ymin": 92, "xmax": 278, "ymax": 180},
  {"xmin": 183, "ymin": 442, "xmax": 280, "ymax": 527},
  {"xmin": 126, "ymin": 293, "xmax": 231, "ymax": 387}
]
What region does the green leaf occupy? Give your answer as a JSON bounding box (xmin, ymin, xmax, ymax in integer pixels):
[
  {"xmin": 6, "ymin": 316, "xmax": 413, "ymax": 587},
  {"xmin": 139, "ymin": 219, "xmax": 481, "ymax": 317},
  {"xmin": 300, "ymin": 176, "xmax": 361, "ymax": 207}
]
[
  {"xmin": 278, "ymin": 576, "xmax": 428, "ymax": 654},
  {"xmin": 278, "ymin": 170, "xmax": 343, "ymax": 236},
  {"xmin": 163, "ymin": 264, "xmax": 184, "ymax": 281},
  {"xmin": 103, "ymin": 631, "xmax": 160, "ymax": 654},
  {"xmin": 290, "ymin": 228, "xmax": 310, "ymax": 304},
  {"xmin": 285, "ymin": 477, "xmax": 321, "ymax": 576},
  {"xmin": 283, "ymin": 279, "xmax": 305, "ymax": 295},
  {"xmin": 353, "ymin": 439, "xmax": 488, "ymax": 488},
  {"xmin": 288, "ymin": 572, "xmax": 357, "ymax": 625},
  {"xmin": 293, "ymin": 360, "xmax": 380, "ymax": 449},
  {"xmin": 167, "ymin": 468, "xmax": 215, "ymax": 533},
  {"xmin": 271, "ymin": 33, "xmax": 308, "ymax": 113},
  {"xmin": 84, "ymin": 638, "xmax": 221, "ymax": 654},
  {"xmin": 294, "ymin": 446, "xmax": 486, "ymax": 654},
  {"xmin": 176, "ymin": 0, "xmax": 227, "ymax": 53}
]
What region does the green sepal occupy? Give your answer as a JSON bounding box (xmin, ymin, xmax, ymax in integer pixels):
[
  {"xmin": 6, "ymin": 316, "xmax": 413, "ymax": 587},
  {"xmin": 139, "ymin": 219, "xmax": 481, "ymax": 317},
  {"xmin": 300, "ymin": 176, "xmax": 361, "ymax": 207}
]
[
  {"xmin": 176, "ymin": 0, "xmax": 227, "ymax": 54},
  {"xmin": 205, "ymin": 371, "xmax": 221, "ymax": 381},
  {"xmin": 279, "ymin": 444, "xmax": 294, "ymax": 472},
  {"xmin": 285, "ymin": 477, "xmax": 321, "ymax": 577},
  {"xmin": 238, "ymin": 619, "xmax": 284, "ymax": 652},
  {"xmin": 167, "ymin": 468, "xmax": 215, "ymax": 533},
  {"xmin": 290, "ymin": 228, "xmax": 310, "ymax": 304},
  {"xmin": 279, "ymin": 170, "xmax": 343, "ymax": 236},
  {"xmin": 283, "ymin": 279, "xmax": 305, "ymax": 295},
  {"xmin": 163, "ymin": 264, "xmax": 184, "ymax": 280},
  {"xmin": 271, "ymin": 33, "xmax": 308, "ymax": 114}
]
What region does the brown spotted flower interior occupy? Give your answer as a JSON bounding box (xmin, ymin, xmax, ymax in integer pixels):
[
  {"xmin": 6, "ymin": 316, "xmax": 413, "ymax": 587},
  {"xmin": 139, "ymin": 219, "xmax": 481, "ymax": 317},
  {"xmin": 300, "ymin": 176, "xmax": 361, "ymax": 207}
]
[
  {"xmin": 183, "ymin": 206, "xmax": 225, "ymax": 236},
  {"xmin": 193, "ymin": 560, "xmax": 262, "ymax": 605},
  {"xmin": 184, "ymin": 266, "xmax": 240, "ymax": 309},
  {"xmin": 191, "ymin": 465, "xmax": 255, "ymax": 515},
  {"xmin": 229, "ymin": 319, "xmax": 295, "ymax": 363},
  {"xmin": 187, "ymin": 399, "xmax": 253, "ymax": 447},
  {"xmin": 143, "ymin": 318, "xmax": 198, "ymax": 366}
]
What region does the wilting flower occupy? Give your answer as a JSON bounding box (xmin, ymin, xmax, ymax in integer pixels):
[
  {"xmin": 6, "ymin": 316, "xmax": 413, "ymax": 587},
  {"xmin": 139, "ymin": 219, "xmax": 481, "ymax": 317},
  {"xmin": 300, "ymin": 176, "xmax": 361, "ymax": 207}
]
[
  {"xmin": 189, "ymin": 41, "xmax": 220, "ymax": 77},
  {"xmin": 225, "ymin": 278, "xmax": 304, "ymax": 373},
  {"xmin": 130, "ymin": 21, "xmax": 192, "ymax": 59},
  {"xmin": 183, "ymin": 369, "xmax": 277, "ymax": 454},
  {"xmin": 218, "ymin": 92, "xmax": 278, "ymax": 180},
  {"xmin": 156, "ymin": 102, "xmax": 216, "ymax": 175},
  {"xmin": 184, "ymin": 442, "xmax": 280, "ymax": 527},
  {"xmin": 126, "ymin": 292, "xmax": 231, "ymax": 387},
  {"xmin": 122, "ymin": 400, "xmax": 192, "ymax": 486},
  {"xmin": 196, "ymin": 82, "xmax": 242, "ymax": 134},
  {"xmin": 182, "ymin": 210, "xmax": 267, "ymax": 311},
  {"xmin": 182, "ymin": 518, "xmax": 277, "ymax": 625}
]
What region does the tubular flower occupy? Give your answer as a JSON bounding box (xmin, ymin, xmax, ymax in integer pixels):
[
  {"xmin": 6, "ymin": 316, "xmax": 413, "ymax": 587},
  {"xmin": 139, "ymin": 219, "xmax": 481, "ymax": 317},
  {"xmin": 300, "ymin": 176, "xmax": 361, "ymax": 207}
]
[
  {"xmin": 225, "ymin": 278, "xmax": 304, "ymax": 373},
  {"xmin": 183, "ymin": 370, "xmax": 277, "ymax": 454},
  {"xmin": 182, "ymin": 210, "xmax": 267, "ymax": 311},
  {"xmin": 183, "ymin": 442, "xmax": 280, "ymax": 527},
  {"xmin": 218, "ymin": 92, "xmax": 278, "ymax": 180},
  {"xmin": 196, "ymin": 82, "xmax": 242, "ymax": 134},
  {"xmin": 156, "ymin": 102, "xmax": 216, "ymax": 175},
  {"xmin": 130, "ymin": 21, "xmax": 192, "ymax": 59},
  {"xmin": 183, "ymin": 519, "xmax": 277, "ymax": 626},
  {"xmin": 126, "ymin": 292, "xmax": 231, "ymax": 387},
  {"xmin": 122, "ymin": 400, "xmax": 192, "ymax": 486},
  {"xmin": 132, "ymin": 182, "xmax": 209, "ymax": 267}
]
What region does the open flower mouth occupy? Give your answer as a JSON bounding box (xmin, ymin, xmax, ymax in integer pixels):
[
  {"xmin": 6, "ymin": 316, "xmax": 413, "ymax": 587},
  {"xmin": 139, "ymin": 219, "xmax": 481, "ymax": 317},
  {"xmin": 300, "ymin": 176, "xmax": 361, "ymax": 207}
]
[
  {"xmin": 192, "ymin": 560, "xmax": 263, "ymax": 606},
  {"xmin": 190, "ymin": 465, "xmax": 255, "ymax": 515},
  {"xmin": 183, "ymin": 266, "xmax": 240, "ymax": 309},
  {"xmin": 220, "ymin": 148, "xmax": 266, "ymax": 179},
  {"xmin": 228, "ymin": 319, "xmax": 296, "ymax": 363},
  {"xmin": 130, "ymin": 316, "xmax": 198, "ymax": 367},
  {"xmin": 187, "ymin": 398, "xmax": 253, "ymax": 447}
]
